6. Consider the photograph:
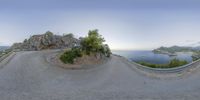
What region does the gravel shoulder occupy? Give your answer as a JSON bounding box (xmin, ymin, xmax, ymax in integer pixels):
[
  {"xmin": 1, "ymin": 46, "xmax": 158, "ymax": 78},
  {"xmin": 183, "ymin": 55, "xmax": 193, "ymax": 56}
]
[{"xmin": 1, "ymin": 50, "xmax": 200, "ymax": 100}]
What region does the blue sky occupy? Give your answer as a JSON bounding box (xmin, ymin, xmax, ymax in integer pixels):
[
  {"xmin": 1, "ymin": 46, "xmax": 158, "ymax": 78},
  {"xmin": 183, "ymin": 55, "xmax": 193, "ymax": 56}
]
[{"xmin": 1, "ymin": 0, "xmax": 200, "ymax": 50}]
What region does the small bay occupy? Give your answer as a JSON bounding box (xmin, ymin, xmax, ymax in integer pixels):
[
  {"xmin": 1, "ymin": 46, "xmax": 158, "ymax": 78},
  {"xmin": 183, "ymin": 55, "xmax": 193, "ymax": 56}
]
[{"xmin": 112, "ymin": 50, "xmax": 193, "ymax": 64}]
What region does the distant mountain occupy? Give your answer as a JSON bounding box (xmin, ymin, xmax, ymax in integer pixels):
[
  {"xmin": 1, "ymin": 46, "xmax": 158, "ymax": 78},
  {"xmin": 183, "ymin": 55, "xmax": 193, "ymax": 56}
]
[
  {"xmin": 0, "ymin": 46, "xmax": 10, "ymax": 51},
  {"xmin": 153, "ymin": 45, "xmax": 200, "ymax": 54},
  {"xmin": 192, "ymin": 46, "xmax": 200, "ymax": 50}
]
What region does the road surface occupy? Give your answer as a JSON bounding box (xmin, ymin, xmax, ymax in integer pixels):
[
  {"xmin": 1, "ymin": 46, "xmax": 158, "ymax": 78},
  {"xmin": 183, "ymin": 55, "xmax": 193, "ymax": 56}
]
[{"xmin": 0, "ymin": 50, "xmax": 200, "ymax": 100}]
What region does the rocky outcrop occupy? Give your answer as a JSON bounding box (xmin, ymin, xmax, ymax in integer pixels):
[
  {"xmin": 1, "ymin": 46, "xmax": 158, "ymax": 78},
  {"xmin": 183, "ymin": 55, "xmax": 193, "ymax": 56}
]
[{"xmin": 11, "ymin": 31, "xmax": 80, "ymax": 51}]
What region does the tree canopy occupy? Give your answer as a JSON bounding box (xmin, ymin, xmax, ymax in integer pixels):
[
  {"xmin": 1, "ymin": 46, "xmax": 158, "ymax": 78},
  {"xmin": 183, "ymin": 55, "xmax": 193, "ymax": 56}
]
[
  {"xmin": 81, "ymin": 29, "xmax": 105, "ymax": 53},
  {"xmin": 60, "ymin": 29, "xmax": 111, "ymax": 64}
]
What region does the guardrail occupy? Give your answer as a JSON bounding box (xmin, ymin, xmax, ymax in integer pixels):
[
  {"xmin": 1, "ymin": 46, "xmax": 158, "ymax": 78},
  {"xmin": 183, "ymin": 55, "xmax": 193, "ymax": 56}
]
[{"xmin": 130, "ymin": 59, "xmax": 200, "ymax": 73}]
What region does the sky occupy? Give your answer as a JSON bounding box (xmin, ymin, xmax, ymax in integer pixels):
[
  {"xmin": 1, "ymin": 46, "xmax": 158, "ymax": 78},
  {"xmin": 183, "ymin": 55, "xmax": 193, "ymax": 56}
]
[{"xmin": 1, "ymin": 0, "xmax": 200, "ymax": 50}]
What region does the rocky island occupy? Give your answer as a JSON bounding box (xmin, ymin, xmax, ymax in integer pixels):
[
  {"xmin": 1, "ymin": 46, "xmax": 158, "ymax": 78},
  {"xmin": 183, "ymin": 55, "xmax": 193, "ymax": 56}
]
[
  {"xmin": 153, "ymin": 45, "xmax": 200, "ymax": 61},
  {"xmin": 154, "ymin": 46, "xmax": 193, "ymax": 53}
]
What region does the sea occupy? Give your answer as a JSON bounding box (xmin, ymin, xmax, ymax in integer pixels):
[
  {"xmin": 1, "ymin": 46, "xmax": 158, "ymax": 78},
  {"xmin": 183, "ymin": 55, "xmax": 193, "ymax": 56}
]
[{"xmin": 112, "ymin": 50, "xmax": 193, "ymax": 64}]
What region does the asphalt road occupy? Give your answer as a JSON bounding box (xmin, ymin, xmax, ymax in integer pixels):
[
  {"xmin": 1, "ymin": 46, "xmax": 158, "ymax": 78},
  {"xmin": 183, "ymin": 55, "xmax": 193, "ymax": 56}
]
[{"xmin": 1, "ymin": 50, "xmax": 200, "ymax": 100}]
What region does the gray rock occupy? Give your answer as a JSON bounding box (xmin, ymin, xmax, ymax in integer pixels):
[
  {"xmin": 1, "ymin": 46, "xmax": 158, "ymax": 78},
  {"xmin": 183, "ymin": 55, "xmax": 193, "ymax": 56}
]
[{"xmin": 11, "ymin": 31, "xmax": 80, "ymax": 51}]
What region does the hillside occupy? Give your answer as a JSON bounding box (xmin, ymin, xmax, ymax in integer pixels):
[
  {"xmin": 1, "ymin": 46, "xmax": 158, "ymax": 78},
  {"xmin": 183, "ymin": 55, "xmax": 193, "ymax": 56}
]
[
  {"xmin": 11, "ymin": 31, "xmax": 79, "ymax": 51},
  {"xmin": 153, "ymin": 46, "xmax": 199, "ymax": 54}
]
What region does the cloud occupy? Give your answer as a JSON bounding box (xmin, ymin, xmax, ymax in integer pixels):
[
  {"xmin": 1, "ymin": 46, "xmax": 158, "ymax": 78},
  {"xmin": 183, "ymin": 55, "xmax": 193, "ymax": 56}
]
[
  {"xmin": 185, "ymin": 40, "xmax": 196, "ymax": 43},
  {"xmin": 183, "ymin": 41, "xmax": 200, "ymax": 47}
]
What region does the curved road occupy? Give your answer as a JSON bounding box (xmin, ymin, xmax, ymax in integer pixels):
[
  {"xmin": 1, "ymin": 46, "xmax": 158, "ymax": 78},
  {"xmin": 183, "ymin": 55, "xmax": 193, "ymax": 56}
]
[{"xmin": 1, "ymin": 51, "xmax": 200, "ymax": 100}]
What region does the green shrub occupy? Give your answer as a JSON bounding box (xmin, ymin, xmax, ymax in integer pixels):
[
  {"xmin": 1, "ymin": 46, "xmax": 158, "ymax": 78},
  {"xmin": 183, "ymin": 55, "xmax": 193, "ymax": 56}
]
[
  {"xmin": 80, "ymin": 29, "xmax": 111, "ymax": 57},
  {"xmin": 168, "ymin": 59, "xmax": 188, "ymax": 67},
  {"xmin": 60, "ymin": 48, "xmax": 82, "ymax": 64},
  {"xmin": 60, "ymin": 29, "xmax": 112, "ymax": 64},
  {"xmin": 99, "ymin": 44, "xmax": 111, "ymax": 57},
  {"xmin": 192, "ymin": 57, "xmax": 199, "ymax": 61},
  {"xmin": 137, "ymin": 59, "xmax": 188, "ymax": 68},
  {"xmin": 80, "ymin": 29, "xmax": 105, "ymax": 54},
  {"xmin": 137, "ymin": 62, "xmax": 167, "ymax": 68}
]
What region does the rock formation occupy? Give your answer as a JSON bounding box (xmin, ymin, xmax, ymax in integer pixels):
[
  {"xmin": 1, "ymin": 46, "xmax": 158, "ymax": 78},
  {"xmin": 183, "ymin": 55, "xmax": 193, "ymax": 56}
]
[{"xmin": 11, "ymin": 31, "xmax": 80, "ymax": 51}]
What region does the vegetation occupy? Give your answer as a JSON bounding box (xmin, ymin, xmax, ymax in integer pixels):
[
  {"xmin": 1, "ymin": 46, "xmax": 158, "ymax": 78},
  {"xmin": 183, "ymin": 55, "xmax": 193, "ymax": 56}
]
[
  {"xmin": 63, "ymin": 33, "xmax": 74, "ymax": 38},
  {"xmin": 192, "ymin": 56, "xmax": 199, "ymax": 61},
  {"xmin": 60, "ymin": 29, "xmax": 111, "ymax": 64},
  {"xmin": 192, "ymin": 51, "xmax": 200, "ymax": 61},
  {"xmin": 137, "ymin": 59, "xmax": 188, "ymax": 68},
  {"xmin": 80, "ymin": 29, "xmax": 105, "ymax": 54},
  {"xmin": 168, "ymin": 59, "xmax": 188, "ymax": 67},
  {"xmin": 99, "ymin": 44, "xmax": 111, "ymax": 57},
  {"xmin": 0, "ymin": 49, "xmax": 12, "ymax": 58},
  {"xmin": 60, "ymin": 47, "xmax": 82, "ymax": 64}
]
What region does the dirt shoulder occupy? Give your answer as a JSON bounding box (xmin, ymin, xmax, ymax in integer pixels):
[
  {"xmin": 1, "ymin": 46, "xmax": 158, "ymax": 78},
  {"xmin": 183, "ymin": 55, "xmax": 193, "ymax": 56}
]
[{"xmin": 46, "ymin": 51, "xmax": 110, "ymax": 69}]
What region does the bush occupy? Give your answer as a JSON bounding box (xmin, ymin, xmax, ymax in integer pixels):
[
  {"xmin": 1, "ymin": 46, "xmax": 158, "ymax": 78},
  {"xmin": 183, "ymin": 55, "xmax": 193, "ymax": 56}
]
[
  {"xmin": 60, "ymin": 47, "xmax": 82, "ymax": 64},
  {"xmin": 192, "ymin": 57, "xmax": 199, "ymax": 61},
  {"xmin": 137, "ymin": 62, "xmax": 167, "ymax": 68},
  {"xmin": 137, "ymin": 59, "xmax": 188, "ymax": 68},
  {"xmin": 99, "ymin": 44, "xmax": 111, "ymax": 57},
  {"xmin": 168, "ymin": 59, "xmax": 188, "ymax": 67}
]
